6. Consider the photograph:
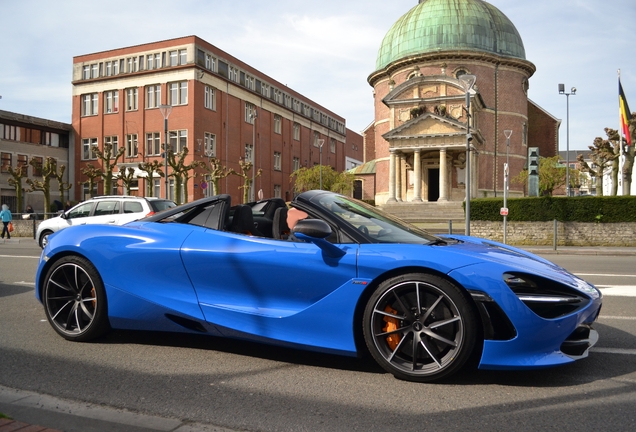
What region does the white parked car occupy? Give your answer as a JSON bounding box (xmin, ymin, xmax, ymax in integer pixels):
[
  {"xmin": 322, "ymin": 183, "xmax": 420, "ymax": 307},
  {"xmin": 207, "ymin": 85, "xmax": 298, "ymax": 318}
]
[{"xmin": 36, "ymin": 196, "xmax": 176, "ymax": 248}]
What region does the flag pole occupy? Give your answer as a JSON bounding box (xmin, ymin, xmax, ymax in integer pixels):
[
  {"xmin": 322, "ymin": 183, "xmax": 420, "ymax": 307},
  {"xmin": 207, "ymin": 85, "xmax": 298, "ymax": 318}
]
[{"xmin": 619, "ymin": 69, "xmax": 625, "ymax": 195}]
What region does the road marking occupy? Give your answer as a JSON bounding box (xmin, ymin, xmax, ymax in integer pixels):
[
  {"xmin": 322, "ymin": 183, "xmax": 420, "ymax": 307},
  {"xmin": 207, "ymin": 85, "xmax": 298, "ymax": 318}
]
[
  {"xmin": 15, "ymin": 281, "xmax": 35, "ymax": 286},
  {"xmin": 576, "ymin": 273, "xmax": 636, "ymax": 278},
  {"xmin": 599, "ymin": 315, "xmax": 636, "ymax": 320},
  {"xmin": 597, "ymin": 286, "xmax": 636, "ymax": 297},
  {"xmin": 0, "ymin": 254, "xmax": 40, "ymax": 259},
  {"xmin": 591, "ymin": 347, "xmax": 636, "ymax": 355}
]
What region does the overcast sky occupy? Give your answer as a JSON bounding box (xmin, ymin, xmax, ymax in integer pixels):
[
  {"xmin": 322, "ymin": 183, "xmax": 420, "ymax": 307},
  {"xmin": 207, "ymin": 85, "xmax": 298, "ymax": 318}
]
[{"xmin": 1, "ymin": 0, "xmax": 634, "ymax": 151}]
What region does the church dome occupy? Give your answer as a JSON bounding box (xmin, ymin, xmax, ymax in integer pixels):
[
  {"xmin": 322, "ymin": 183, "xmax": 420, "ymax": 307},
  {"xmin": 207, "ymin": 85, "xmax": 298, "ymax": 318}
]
[{"xmin": 376, "ymin": 0, "xmax": 526, "ymax": 71}]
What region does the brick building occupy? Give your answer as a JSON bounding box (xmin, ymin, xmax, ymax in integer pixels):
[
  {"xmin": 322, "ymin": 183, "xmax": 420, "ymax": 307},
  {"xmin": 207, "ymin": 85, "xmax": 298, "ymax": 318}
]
[
  {"xmin": 72, "ymin": 35, "xmax": 363, "ymax": 204},
  {"xmin": 359, "ymin": 0, "xmax": 559, "ymax": 204},
  {"xmin": 0, "ymin": 110, "xmax": 73, "ymax": 213}
]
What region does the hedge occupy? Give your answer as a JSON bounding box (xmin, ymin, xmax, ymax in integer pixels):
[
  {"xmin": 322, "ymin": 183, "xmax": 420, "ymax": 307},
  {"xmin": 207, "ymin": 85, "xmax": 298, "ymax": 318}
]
[{"xmin": 468, "ymin": 196, "xmax": 636, "ymax": 223}]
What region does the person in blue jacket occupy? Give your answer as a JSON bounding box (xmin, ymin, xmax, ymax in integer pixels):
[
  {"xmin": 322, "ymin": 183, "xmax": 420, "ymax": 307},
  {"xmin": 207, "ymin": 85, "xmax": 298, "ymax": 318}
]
[{"xmin": 1, "ymin": 204, "xmax": 12, "ymax": 239}]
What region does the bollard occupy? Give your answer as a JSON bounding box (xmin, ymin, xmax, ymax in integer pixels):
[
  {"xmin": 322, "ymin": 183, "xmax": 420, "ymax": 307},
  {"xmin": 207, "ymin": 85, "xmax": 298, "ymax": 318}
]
[{"xmin": 448, "ymin": 220, "xmax": 453, "ymax": 235}]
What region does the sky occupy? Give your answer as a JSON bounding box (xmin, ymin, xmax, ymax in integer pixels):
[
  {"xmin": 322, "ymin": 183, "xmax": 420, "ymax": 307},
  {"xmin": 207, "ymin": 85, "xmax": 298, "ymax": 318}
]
[{"xmin": 1, "ymin": 0, "xmax": 635, "ymax": 151}]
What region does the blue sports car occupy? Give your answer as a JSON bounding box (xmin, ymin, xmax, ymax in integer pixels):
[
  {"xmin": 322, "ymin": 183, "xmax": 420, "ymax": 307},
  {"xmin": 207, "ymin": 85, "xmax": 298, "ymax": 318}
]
[{"xmin": 35, "ymin": 190, "xmax": 602, "ymax": 382}]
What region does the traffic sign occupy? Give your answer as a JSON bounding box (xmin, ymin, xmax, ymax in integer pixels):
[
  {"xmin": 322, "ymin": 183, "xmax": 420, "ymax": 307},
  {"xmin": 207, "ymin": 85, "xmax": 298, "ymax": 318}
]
[{"xmin": 500, "ymin": 207, "xmax": 509, "ymax": 216}]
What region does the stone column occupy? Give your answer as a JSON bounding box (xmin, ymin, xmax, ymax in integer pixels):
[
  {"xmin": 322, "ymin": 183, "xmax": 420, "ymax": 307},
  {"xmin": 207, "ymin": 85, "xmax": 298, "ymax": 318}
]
[
  {"xmin": 387, "ymin": 150, "xmax": 397, "ymax": 203},
  {"xmin": 438, "ymin": 148, "xmax": 448, "ymax": 202},
  {"xmin": 396, "ymin": 152, "xmax": 403, "ymax": 202},
  {"xmin": 413, "ymin": 149, "xmax": 423, "ymax": 202}
]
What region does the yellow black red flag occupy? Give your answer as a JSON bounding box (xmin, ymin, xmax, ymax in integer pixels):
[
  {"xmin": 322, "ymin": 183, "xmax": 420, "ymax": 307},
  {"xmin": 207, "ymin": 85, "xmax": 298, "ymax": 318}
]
[{"xmin": 619, "ymin": 79, "xmax": 632, "ymax": 146}]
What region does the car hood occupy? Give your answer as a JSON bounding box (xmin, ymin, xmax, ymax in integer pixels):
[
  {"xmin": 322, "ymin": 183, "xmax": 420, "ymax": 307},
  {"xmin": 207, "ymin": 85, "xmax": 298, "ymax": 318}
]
[{"xmin": 436, "ymin": 234, "xmax": 597, "ymax": 294}]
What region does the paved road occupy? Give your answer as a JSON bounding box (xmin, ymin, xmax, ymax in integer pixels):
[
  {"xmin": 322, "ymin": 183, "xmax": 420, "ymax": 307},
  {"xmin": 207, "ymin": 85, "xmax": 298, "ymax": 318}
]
[{"xmin": 0, "ymin": 241, "xmax": 635, "ymax": 431}]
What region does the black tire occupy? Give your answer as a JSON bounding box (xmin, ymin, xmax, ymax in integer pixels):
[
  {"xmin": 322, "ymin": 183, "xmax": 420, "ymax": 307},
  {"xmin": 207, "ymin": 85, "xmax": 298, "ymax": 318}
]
[
  {"xmin": 42, "ymin": 256, "xmax": 110, "ymax": 341},
  {"xmin": 363, "ymin": 273, "xmax": 479, "ymax": 382},
  {"xmin": 39, "ymin": 230, "xmax": 53, "ymax": 248}
]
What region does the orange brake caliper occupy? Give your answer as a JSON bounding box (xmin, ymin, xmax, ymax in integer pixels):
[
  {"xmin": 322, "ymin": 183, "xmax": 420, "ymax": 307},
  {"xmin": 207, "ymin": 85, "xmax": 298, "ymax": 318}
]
[{"xmin": 382, "ymin": 305, "xmax": 401, "ymax": 350}]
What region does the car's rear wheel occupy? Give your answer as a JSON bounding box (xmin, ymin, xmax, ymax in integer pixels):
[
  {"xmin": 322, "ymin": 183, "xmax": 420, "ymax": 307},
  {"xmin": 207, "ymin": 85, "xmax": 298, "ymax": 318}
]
[
  {"xmin": 363, "ymin": 273, "xmax": 478, "ymax": 382},
  {"xmin": 43, "ymin": 256, "xmax": 110, "ymax": 341},
  {"xmin": 39, "ymin": 230, "xmax": 53, "ymax": 248}
]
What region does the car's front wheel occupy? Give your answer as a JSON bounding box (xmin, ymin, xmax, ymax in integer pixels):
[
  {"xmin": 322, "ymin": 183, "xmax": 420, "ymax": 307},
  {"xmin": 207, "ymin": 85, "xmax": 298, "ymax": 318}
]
[
  {"xmin": 42, "ymin": 256, "xmax": 110, "ymax": 341},
  {"xmin": 363, "ymin": 273, "xmax": 479, "ymax": 382}
]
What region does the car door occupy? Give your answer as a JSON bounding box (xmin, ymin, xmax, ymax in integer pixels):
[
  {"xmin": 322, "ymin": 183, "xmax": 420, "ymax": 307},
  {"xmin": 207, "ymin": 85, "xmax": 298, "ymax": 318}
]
[
  {"xmin": 87, "ymin": 200, "xmax": 121, "ymax": 225},
  {"xmin": 180, "ymin": 230, "xmax": 358, "ymax": 344}
]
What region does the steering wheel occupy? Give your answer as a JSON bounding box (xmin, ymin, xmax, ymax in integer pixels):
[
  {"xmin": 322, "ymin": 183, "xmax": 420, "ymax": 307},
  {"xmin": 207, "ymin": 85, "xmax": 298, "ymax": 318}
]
[{"xmin": 358, "ymin": 225, "xmax": 369, "ymax": 235}]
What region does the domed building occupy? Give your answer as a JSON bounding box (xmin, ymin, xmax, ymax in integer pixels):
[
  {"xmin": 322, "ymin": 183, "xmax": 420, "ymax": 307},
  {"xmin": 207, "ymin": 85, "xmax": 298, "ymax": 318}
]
[{"xmin": 359, "ymin": 0, "xmax": 558, "ymax": 207}]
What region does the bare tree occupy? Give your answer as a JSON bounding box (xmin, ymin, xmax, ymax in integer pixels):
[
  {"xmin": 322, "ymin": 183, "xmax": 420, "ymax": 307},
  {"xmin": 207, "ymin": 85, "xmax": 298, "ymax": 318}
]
[
  {"xmin": 92, "ymin": 142, "xmax": 126, "ymax": 194},
  {"xmin": 117, "ymin": 166, "xmax": 136, "ymax": 196},
  {"xmin": 6, "ymin": 163, "xmax": 28, "ymax": 212},
  {"xmin": 80, "ymin": 163, "xmax": 103, "ymax": 199},
  {"xmin": 577, "ymin": 135, "xmax": 618, "ymax": 196},
  {"xmin": 26, "ymin": 157, "xmax": 57, "ymax": 216},
  {"xmin": 201, "ymin": 157, "xmax": 235, "ymax": 196},
  {"xmin": 138, "ymin": 160, "xmax": 164, "ymax": 197},
  {"xmin": 236, "ymin": 159, "xmax": 262, "ymax": 203}
]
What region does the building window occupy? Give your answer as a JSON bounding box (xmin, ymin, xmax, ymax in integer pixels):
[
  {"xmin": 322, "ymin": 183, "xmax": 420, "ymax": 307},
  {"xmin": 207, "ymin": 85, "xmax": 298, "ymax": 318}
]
[
  {"xmin": 168, "ymin": 81, "xmax": 188, "ymax": 105},
  {"xmin": 104, "ymin": 90, "xmax": 119, "ymax": 114},
  {"xmin": 204, "ymin": 132, "xmax": 216, "ymax": 157},
  {"xmin": 273, "ymin": 88, "xmax": 283, "ymax": 104},
  {"xmin": 82, "ymin": 138, "xmax": 98, "ymax": 160},
  {"xmin": 82, "ymin": 93, "xmax": 98, "ymax": 116},
  {"xmin": 91, "ymin": 64, "xmax": 98, "ymax": 78},
  {"xmin": 126, "ymin": 134, "xmax": 138, "ymax": 158},
  {"xmin": 244, "ymin": 74, "xmax": 255, "ymax": 91},
  {"xmin": 205, "ymin": 53, "xmax": 216, "ymax": 71},
  {"xmin": 169, "ymin": 130, "xmax": 187, "ymax": 153},
  {"xmin": 274, "ymin": 152, "xmax": 281, "ymax": 171},
  {"xmin": 229, "ymin": 66, "xmax": 239, "ymax": 82},
  {"xmin": 146, "ymin": 85, "xmax": 161, "ymax": 108},
  {"xmin": 104, "ymin": 136, "xmax": 119, "ymax": 157},
  {"xmin": 293, "ymin": 99, "xmax": 301, "ymax": 112},
  {"xmin": 523, "ymin": 122, "xmax": 528, "ymax": 146},
  {"xmin": 204, "ymin": 86, "xmax": 216, "ymax": 110},
  {"xmin": 153, "ymin": 179, "xmax": 161, "ymax": 198},
  {"xmin": 261, "ymin": 83, "xmax": 269, "ymax": 98},
  {"xmin": 245, "ymin": 144, "xmax": 253, "ymax": 163},
  {"xmin": 31, "ymin": 156, "xmax": 43, "ymax": 176},
  {"xmin": 274, "ymin": 115, "xmax": 281, "ymax": 134},
  {"xmin": 313, "ymin": 131, "xmax": 321, "ymax": 147},
  {"xmin": 82, "ymin": 65, "xmax": 90, "ymax": 80},
  {"xmin": 154, "ymin": 53, "xmax": 161, "ymax": 68},
  {"xmin": 274, "ymin": 184, "xmax": 281, "ymax": 198},
  {"xmin": 0, "ymin": 152, "xmax": 11, "ymax": 173},
  {"xmin": 126, "ymin": 88, "xmax": 138, "ymax": 111},
  {"xmin": 293, "ymin": 123, "xmax": 300, "ymax": 141},
  {"xmin": 146, "ymin": 54, "xmax": 154, "ymax": 70},
  {"xmin": 293, "ymin": 157, "xmax": 300, "ymax": 172},
  {"xmin": 169, "ymin": 50, "xmax": 178, "ymax": 66},
  {"xmin": 245, "ymin": 103, "xmax": 256, "ymax": 124},
  {"xmin": 330, "ymin": 138, "xmax": 336, "ymax": 153},
  {"xmin": 17, "ymin": 154, "xmax": 28, "ymax": 175},
  {"xmin": 146, "ymin": 132, "xmax": 161, "ymax": 156},
  {"xmin": 179, "ymin": 49, "xmax": 187, "ymax": 65}
]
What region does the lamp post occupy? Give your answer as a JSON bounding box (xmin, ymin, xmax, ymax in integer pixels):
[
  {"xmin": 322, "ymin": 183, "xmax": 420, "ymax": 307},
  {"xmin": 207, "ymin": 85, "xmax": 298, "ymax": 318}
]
[
  {"xmin": 558, "ymin": 84, "xmax": 576, "ymax": 196},
  {"xmin": 250, "ymin": 108, "xmax": 257, "ymax": 202},
  {"xmin": 503, "ymin": 129, "xmax": 512, "ymax": 244},
  {"xmin": 459, "ymin": 74, "xmax": 476, "ymax": 236},
  {"xmin": 159, "ymin": 104, "xmax": 172, "ymax": 200},
  {"xmin": 203, "ymin": 137, "xmax": 213, "ymax": 197},
  {"xmin": 318, "ymin": 139, "xmax": 325, "ymax": 190}
]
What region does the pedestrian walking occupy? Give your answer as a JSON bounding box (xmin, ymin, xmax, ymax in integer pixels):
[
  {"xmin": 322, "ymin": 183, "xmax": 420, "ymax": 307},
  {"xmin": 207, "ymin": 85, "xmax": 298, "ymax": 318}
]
[{"xmin": 1, "ymin": 204, "xmax": 13, "ymax": 239}]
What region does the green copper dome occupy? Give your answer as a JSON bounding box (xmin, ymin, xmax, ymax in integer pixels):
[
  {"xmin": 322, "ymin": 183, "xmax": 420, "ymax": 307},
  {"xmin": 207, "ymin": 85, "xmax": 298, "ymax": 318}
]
[{"xmin": 376, "ymin": 0, "xmax": 526, "ymax": 71}]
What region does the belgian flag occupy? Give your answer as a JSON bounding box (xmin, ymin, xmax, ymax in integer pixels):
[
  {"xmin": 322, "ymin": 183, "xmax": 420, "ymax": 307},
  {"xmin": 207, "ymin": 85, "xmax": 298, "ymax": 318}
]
[{"xmin": 619, "ymin": 79, "xmax": 632, "ymax": 146}]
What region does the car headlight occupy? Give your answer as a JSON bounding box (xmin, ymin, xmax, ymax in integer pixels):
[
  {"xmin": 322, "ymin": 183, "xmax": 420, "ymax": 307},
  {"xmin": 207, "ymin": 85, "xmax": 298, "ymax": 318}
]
[{"xmin": 503, "ymin": 272, "xmax": 590, "ymax": 319}]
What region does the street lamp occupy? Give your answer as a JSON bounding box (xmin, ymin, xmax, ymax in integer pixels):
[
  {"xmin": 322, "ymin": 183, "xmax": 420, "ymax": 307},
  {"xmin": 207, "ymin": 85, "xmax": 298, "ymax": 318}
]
[
  {"xmin": 459, "ymin": 74, "xmax": 476, "ymax": 236},
  {"xmin": 558, "ymin": 84, "xmax": 576, "ymax": 196},
  {"xmin": 250, "ymin": 108, "xmax": 257, "ymax": 202},
  {"xmin": 318, "ymin": 139, "xmax": 325, "ymax": 190},
  {"xmin": 503, "ymin": 129, "xmax": 512, "ymax": 244},
  {"xmin": 203, "ymin": 137, "xmax": 214, "ymax": 197},
  {"xmin": 159, "ymin": 104, "xmax": 173, "ymax": 200}
]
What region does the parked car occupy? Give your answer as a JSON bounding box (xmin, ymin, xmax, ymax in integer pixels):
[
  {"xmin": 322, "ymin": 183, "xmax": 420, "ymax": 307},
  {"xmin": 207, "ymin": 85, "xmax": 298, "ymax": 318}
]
[
  {"xmin": 35, "ymin": 191, "xmax": 602, "ymax": 382},
  {"xmin": 36, "ymin": 196, "xmax": 176, "ymax": 248}
]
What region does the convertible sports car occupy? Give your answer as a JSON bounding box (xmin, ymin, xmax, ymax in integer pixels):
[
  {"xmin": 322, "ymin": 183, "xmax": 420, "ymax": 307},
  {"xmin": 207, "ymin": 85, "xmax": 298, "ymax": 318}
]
[{"xmin": 35, "ymin": 190, "xmax": 602, "ymax": 382}]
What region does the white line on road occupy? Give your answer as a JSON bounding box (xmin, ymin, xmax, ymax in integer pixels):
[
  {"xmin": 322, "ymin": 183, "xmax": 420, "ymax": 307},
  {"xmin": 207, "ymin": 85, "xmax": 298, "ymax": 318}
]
[
  {"xmin": 599, "ymin": 315, "xmax": 636, "ymax": 320},
  {"xmin": 576, "ymin": 273, "xmax": 636, "ymax": 278},
  {"xmin": 597, "ymin": 286, "xmax": 636, "ymax": 297},
  {"xmin": 0, "ymin": 254, "xmax": 40, "ymax": 259},
  {"xmin": 591, "ymin": 347, "xmax": 636, "ymax": 355}
]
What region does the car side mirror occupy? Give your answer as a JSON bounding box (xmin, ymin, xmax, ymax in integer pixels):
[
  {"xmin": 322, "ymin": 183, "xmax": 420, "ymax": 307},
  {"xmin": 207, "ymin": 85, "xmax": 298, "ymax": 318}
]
[{"xmin": 293, "ymin": 219, "xmax": 331, "ymax": 239}]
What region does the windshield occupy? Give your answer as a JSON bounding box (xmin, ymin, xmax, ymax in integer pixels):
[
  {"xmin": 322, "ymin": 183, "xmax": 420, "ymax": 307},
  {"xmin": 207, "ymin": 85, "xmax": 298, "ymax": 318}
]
[{"xmin": 314, "ymin": 194, "xmax": 440, "ymax": 244}]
